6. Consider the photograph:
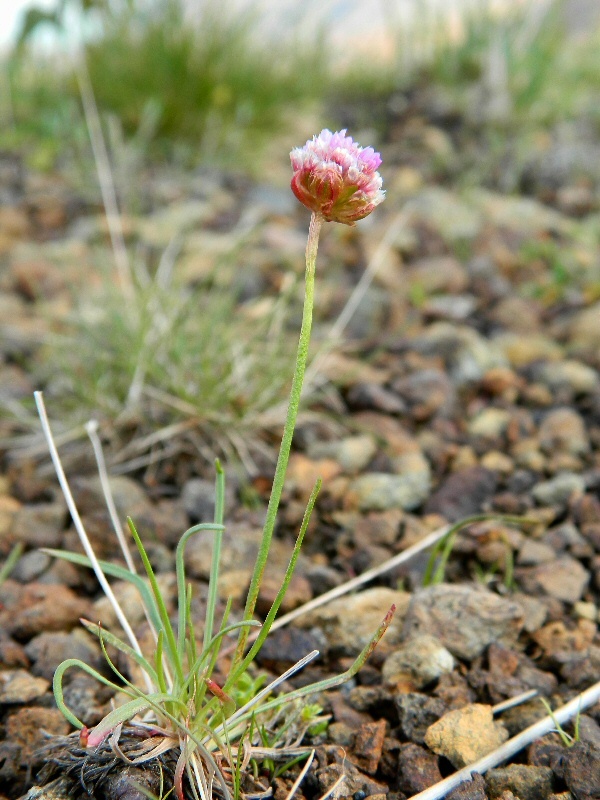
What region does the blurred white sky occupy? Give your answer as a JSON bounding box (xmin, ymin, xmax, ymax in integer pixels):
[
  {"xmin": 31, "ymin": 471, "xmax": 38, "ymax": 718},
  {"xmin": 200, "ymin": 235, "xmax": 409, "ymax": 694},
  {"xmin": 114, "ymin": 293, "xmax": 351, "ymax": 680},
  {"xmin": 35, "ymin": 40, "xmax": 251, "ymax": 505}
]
[
  {"xmin": 0, "ymin": 0, "xmax": 551, "ymax": 55},
  {"xmin": 2, "ymin": 0, "xmax": 52, "ymax": 48}
]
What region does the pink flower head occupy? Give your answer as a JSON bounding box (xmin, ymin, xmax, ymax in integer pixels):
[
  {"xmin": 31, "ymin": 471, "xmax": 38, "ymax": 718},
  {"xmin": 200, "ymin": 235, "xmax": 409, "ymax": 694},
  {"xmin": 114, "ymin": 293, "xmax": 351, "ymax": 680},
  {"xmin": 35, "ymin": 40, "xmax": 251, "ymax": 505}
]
[{"xmin": 290, "ymin": 129, "xmax": 385, "ymax": 225}]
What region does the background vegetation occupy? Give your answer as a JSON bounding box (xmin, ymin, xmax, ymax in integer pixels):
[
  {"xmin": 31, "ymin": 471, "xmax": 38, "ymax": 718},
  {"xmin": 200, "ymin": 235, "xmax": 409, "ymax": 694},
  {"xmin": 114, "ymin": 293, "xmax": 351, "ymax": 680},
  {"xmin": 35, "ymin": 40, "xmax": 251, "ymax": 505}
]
[{"xmin": 2, "ymin": 0, "xmax": 599, "ymax": 463}]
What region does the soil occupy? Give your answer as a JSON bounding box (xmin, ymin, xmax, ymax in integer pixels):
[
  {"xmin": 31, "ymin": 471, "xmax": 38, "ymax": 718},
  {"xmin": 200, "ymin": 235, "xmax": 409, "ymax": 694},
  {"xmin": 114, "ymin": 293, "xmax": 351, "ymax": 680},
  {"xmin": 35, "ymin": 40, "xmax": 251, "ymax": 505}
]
[{"xmin": 1, "ymin": 86, "xmax": 600, "ymax": 800}]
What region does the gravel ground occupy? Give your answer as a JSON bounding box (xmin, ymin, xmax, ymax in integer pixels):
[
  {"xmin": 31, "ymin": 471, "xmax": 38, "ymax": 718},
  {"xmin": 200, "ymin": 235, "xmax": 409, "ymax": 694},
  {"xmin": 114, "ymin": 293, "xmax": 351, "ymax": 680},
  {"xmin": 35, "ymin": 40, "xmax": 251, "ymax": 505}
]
[{"xmin": 1, "ymin": 90, "xmax": 600, "ymax": 800}]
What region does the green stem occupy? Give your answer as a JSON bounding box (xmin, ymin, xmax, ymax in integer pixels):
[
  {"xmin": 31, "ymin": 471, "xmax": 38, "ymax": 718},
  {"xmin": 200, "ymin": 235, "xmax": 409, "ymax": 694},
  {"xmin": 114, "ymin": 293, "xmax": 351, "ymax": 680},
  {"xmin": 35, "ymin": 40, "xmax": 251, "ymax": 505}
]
[
  {"xmin": 234, "ymin": 212, "xmax": 323, "ymax": 666},
  {"xmin": 204, "ymin": 460, "xmax": 225, "ymax": 652}
]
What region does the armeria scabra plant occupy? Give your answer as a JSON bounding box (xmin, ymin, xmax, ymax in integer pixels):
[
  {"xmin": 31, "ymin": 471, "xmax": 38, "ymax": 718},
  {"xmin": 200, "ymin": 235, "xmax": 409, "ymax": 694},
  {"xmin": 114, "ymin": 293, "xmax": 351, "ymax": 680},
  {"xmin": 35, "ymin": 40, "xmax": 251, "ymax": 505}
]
[{"xmin": 36, "ymin": 130, "xmax": 391, "ymax": 800}]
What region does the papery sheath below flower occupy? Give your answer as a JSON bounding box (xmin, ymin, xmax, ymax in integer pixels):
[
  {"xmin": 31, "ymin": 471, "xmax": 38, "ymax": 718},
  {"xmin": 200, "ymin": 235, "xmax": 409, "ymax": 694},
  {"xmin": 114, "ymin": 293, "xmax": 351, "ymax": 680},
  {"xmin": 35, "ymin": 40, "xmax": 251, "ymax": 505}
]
[{"xmin": 290, "ymin": 129, "xmax": 385, "ymax": 225}]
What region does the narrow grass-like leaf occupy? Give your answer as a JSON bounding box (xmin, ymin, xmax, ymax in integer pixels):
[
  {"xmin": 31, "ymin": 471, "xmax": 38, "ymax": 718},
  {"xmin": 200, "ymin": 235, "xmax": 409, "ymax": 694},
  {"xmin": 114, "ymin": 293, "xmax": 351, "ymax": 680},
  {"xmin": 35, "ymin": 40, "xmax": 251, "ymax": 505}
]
[
  {"xmin": 53, "ymin": 658, "xmax": 133, "ymax": 730},
  {"xmin": 213, "ymin": 651, "xmax": 320, "ymax": 740},
  {"xmin": 174, "ymin": 520, "xmax": 226, "ymax": 660},
  {"xmin": 43, "ymin": 548, "xmax": 162, "ymax": 632},
  {"xmin": 128, "ymin": 517, "xmax": 184, "ymax": 687},
  {"xmin": 204, "ymin": 460, "xmax": 225, "ymax": 651},
  {"xmin": 227, "ymin": 479, "xmax": 320, "ymax": 691},
  {"xmin": 155, "ymin": 631, "xmax": 169, "ymax": 695},
  {"xmin": 80, "ymin": 619, "xmax": 159, "ymax": 686},
  {"xmin": 230, "ymin": 605, "xmax": 396, "ymax": 726},
  {"xmin": 422, "ymin": 514, "xmax": 535, "ymax": 586},
  {"xmin": 88, "ymin": 693, "xmax": 183, "ymax": 748},
  {"xmin": 182, "ymin": 618, "xmax": 261, "ymax": 699},
  {"xmin": 0, "ymin": 542, "xmax": 24, "ymax": 587}
]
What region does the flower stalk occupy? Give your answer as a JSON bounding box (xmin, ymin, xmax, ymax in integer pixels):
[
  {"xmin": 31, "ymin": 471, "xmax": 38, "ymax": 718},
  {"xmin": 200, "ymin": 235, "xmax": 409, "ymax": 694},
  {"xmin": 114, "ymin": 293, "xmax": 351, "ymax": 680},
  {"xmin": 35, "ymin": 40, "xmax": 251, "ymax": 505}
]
[{"xmin": 234, "ymin": 212, "xmax": 323, "ymax": 666}]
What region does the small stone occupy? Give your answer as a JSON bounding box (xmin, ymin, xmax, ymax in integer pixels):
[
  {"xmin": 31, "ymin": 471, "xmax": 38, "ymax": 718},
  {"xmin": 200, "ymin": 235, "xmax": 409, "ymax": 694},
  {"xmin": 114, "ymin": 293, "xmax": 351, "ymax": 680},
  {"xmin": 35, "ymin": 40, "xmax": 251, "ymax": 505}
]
[
  {"xmin": 405, "ymin": 186, "xmax": 483, "ymax": 242},
  {"xmin": 91, "ymin": 575, "xmax": 163, "ymax": 633},
  {"xmin": 352, "ymin": 719, "xmax": 387, "ymax": 774},
  {"xmin": 382, "ymin": 635, "xmax": 454, "ymax": 689},
  {"xmin": 72, "ymin": 474, "xmax": 150, "ymax": 517},
  {"xmin": 406, "ymin": 255, "xmax": 468, "ymax": 294},
  {"xmin": 486, "ymin": 764, "xmax": 554, "ymax": 800},
  {"xmin": 335, "ymin": 434, "xmax": 378, "ymax": 473},
  {"xmin": 309, "ymin": 435, "xmax": 377, "ymax": 474},
  {"xmin": 10, "ymin": 502, "xmax": 66, "ymax": 548},
  {"xmin": 481, "ymin": 451, "xmax": 514, "ymax": 474},
  {"xmin": 6, "ymin": 707, "xmax": 69, "ymax": 760},
  {"xmin": 24, "ymin": 630, "xmax": 102, "ymax": 682},
  {"xmin": 346, "ymin": 383, "xmax": 407, "ymax": 414},
  {"xmin": 297, "ymin": 587, "xmax": 410, "ymax": 656},
  {"xmin": 497, "ymin": 333, "xmax": 564, "ymax": 367},
  {"xmin": 11, "ymin": 551, "xmax": 51, "ymax": 583},
  {"xmin": 347, "ymin": 685, "xmax": 393, "ymax": 714},
  {"xmin": 181, "ymin": 477, "xmax": 228, "ymax": 522},
  {"xmin": 402, "ymin": 584, "xmax": 524, "ymax": 661},
  {"xmin": 348, "ymin": 468, "xmax": 430, "ymax": 512},
  {"xmin": 532, "ymin": 473, "xmax": 586, "ymax": 506},
  {"xmin": 255, "ymin": 627, "xmax": 326, "ymax": 670},
  {"xmin": 578, "ymin": 716, "xmax": 600, "ymax": 749},
  {"xmin": 327, "ymin": 722, "xmax": 354, "ymax": 747},
  {"xmin": 512, "ymin": 594, "xmax": 548, "ymax": 633},
  {"xmin": 314, "ymin": 745, "xmax": 388, "ymax": 799},
  {"xmin": 423, "ymin": 293, "xmax": 478, "ymax": 321},
  {"xmin": 538, "ymin": 408, "xmax": 589, "ymax": 456},
  {"xmin": 539, "ymin": 360, "xmax": 599, "ymax": 394},
  {"xmin": 518, "ymin": 556, "xmax": 589, "ymax": 603},
  {"xmin": 468, "ymin": 408, "xmax": 512, "ymax": 439},
  {"xmin": 286, "ymin": 454, "xmax": 342, "ymax": 497},
  {"xmin": 0, "ymin": 581, "xmax": 91, "ymax": 641},
  {"xmin": 569, "ymin": 301, "xmax": 600, "ymax": 351},
  {"xmin": 518, "ymin": 539, "xmax": 557, "ymax": 566},
  {"xmin": 0, "ymin": 634, "xmax": 28, "ymax": 669},
  {"xmin": 184, "ymin": 521, "xmax": 281, "ymax": 584},
  {"xmin": 395, "ymin": 693, "xmax": 447, "ymax": 744},
  {"xmin": 574, "ymin": 601, "xmax": 598, "ymax": 621},
  {"xmin": 446, "ymin": 773, "xmax": 487, "ymax": 800},
  {"xmin": 255, "ymin": 570, "xmax": 312, "ymax": 615},
  {"xmin": 532, "ymin": 619, "xmax": 596, "ymax": 658},
  {"xmin": 424, "ymin": 704, "xmax": 509, "ymax": 768},
  {"xmin": 412, "ymin": 322, "xmax": 506, "ymax": 385},
  {"xmin": 397, "ymin": 742, "xmax": 442, "ymax": 794},
  {"xmin": 353, "ymin": 509, "xmax": 403, "ymax": 548},
  {"xmin": 424, "ymin": 466, "xmax": 497, "ymax": 522},
  {"xmin": 512, "ymin": 439, "xmax": 547, "ymax": 472},
  {"xmin": 0, "ymin": 669, "xmax": 49, "ymax": 703},
  {"xmin": 392, "ymin": 369, "xmax": 456, "ymax": 420}
]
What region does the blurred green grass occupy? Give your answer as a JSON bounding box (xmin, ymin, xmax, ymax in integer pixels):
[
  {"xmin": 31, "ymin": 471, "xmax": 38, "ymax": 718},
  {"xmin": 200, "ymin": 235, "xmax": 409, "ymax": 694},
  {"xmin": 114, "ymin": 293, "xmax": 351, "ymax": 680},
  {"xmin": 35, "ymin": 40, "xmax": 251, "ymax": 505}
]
[
  {"xmin": 3, "ymin": 0, "xmax": 329, "ymax": 170},
  {"xmin": 4, "ymin": 0, "xmax": 599, "ymax": 171}
]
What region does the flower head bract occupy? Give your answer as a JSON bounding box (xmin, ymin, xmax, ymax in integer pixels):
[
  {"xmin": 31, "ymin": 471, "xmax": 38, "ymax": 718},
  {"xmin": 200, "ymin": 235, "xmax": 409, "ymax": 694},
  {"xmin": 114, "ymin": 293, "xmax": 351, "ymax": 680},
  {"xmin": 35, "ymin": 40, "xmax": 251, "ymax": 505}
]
[{"xmin": 290, "ymin": 128, "xmax": 385, "ymax": 225}]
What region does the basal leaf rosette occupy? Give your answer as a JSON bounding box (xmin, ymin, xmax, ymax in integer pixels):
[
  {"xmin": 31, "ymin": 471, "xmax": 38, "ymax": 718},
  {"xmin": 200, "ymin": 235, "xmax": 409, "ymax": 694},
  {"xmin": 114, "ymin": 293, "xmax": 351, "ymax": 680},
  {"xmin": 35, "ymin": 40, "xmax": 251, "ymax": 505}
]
[{"xmin": 290, "ymin": 128, "xmax": 385, "ymax": 225}]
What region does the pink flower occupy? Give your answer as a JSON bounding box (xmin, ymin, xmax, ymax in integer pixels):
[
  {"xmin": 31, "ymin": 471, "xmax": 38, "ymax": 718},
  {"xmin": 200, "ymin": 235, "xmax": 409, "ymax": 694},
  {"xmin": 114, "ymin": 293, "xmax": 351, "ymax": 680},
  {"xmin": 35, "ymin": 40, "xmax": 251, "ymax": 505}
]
[{"xmin": 290, "ymin": 129, "xmax": 385, "ymax": 225}]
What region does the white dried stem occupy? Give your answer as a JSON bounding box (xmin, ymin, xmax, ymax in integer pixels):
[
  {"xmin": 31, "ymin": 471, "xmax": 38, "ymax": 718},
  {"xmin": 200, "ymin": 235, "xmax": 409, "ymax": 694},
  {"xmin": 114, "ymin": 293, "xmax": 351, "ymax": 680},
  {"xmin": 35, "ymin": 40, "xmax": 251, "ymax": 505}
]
[
  {"xmin": 284, "ymin": 749, "xmax": 315, "ymax": 800},
  {"xmin": 73, "ymin": 53, "xmax": 134, "ymax": 304},
  {"xmin": 34, "ymin": 392, "xmax": 148, "ymax": 682},
  {"xmin": 85, "ymin": 420, "xmax": 137, "ymax": 573}
]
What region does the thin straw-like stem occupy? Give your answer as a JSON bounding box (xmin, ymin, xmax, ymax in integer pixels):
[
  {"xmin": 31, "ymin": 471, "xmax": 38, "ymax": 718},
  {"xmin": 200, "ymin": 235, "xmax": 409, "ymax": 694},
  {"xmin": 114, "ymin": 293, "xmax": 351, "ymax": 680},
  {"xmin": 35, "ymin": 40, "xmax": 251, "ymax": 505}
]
[
  {"xmin": 74, "ymin": 52, "xmax": 134, "ymax": 303},
  {"xmin": 234, "ymin": 212, "xmax": 323, "ymax": 665},
  {"xmin": 85, "ymin": 420, "xmax": 137, "ymax": 573},
  {"xmin": 409, "ymin": 678, "xmax": 600, "ymax": 800},
  {"xmin": 284, "ymin": 749, "xmax": 315, "ymax": 800},
  {"xmin": 34, "ymin": 393, "xmax": 149, "ymax": 685}
]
